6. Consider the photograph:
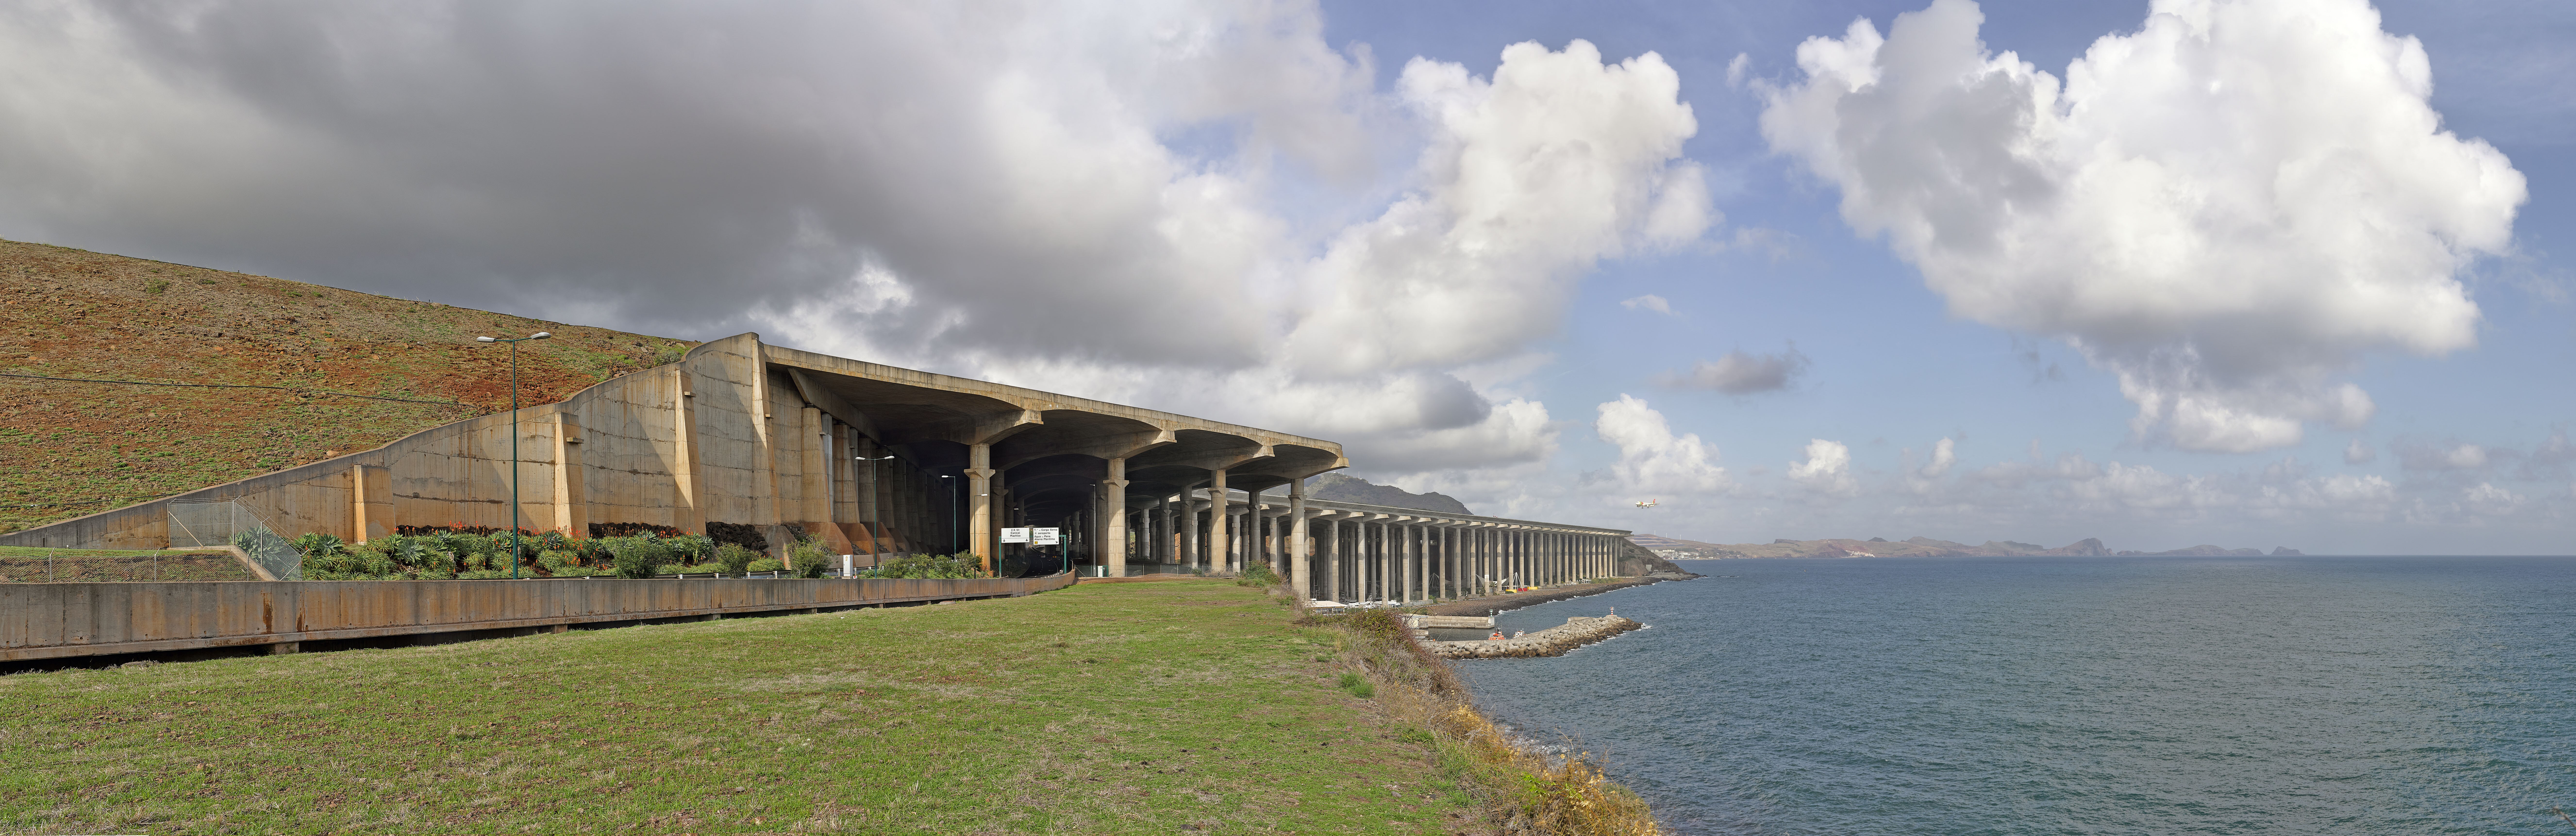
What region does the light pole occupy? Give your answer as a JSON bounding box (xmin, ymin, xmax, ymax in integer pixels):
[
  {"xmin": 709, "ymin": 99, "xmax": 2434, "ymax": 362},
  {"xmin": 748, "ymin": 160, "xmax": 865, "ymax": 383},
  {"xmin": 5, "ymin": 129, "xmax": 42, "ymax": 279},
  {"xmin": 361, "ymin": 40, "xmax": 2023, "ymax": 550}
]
[
  {"xmin": 860, "ymin": 454, "xmax": 895, "ymax": 570},
  {"xmin": 476, "ymin": 331, "xmax": 550, "ymax": 579}
]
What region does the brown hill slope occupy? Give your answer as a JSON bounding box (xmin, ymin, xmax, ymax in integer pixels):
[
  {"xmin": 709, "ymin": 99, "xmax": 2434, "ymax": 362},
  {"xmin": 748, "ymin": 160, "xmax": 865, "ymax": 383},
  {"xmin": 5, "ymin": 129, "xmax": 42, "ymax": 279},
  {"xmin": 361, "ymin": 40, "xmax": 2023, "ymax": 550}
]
[
  {"xmin": 0, "ymin": 239, "xmax": 697, "ymax": 533},
  {"xmin": 1309, "ymin": 473, "xmax": 1475, "ymax": 515}
]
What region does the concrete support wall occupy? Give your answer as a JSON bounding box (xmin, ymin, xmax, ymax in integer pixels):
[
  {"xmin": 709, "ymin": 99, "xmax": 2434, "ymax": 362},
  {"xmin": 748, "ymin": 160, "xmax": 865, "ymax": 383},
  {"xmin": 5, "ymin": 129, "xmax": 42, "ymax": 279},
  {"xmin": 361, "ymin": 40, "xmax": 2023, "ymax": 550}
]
[{"xmin": 1, "ymin": 573, "xmax": 1077, "ymax": 662}]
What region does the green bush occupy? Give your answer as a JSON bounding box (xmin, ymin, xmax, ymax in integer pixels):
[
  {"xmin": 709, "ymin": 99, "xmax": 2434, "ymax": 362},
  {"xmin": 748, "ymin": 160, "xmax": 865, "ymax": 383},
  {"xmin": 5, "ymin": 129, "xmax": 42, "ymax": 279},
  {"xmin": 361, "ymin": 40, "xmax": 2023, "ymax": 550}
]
[
  {"xmin": 664, "ymin": 533, "xmax": 717, "ymax": 565},
  {"xmin": 864, "ymin": 552, "xmax": 989, "ymax": 580},
  {"xmin": 606, "ymin": 536, "xmax": 670, "ymax": 579},
  {"xmin": 745, "ymin": 558, "xmax": 783, "ymax": 574},
  {"xmin": 791, "ymin": 536, "xmax": 832, "ymax": 578},
  {"xmin": 715, "ymin": 543, "xmax": 758, "ymax": 575},
  {"xmin": 1239, "ymin": 561, "xmax": 1282, "ymax": 587}
]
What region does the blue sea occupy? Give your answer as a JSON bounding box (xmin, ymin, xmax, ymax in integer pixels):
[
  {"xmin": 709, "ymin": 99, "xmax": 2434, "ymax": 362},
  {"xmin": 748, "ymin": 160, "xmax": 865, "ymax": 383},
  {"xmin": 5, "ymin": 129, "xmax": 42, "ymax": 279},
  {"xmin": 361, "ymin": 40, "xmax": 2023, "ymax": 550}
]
[{"xmin": 1459, "ymin": 557, "xmax": 2576, "ymax": 835}]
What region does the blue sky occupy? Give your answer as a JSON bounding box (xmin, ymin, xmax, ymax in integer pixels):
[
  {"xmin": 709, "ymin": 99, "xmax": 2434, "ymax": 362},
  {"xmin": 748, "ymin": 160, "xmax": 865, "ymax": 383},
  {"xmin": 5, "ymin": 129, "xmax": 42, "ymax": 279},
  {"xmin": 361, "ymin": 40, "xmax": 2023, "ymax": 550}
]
[{"xmin": 0, "ymin": 0, "xmax": 2567, "ymax": 552}]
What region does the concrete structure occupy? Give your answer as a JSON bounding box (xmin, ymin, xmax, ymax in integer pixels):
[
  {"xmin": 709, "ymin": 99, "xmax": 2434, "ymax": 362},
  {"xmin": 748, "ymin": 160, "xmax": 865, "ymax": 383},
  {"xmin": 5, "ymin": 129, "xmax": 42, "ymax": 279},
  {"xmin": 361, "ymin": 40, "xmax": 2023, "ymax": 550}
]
[
  {"xmin": 1114, "ymin": 490, "xmax": 1637, "ymax": 604},
  {"xmin": 2, "ymin": 331, "xmax": 1638, "ymax": 599},
  {"xmin": 0, "ymin": 333, "xmax": 1347, "ymax": 574},
  {"xmin": 0, "ymin": 574, "xmax": 1074, "ymax": 662}
]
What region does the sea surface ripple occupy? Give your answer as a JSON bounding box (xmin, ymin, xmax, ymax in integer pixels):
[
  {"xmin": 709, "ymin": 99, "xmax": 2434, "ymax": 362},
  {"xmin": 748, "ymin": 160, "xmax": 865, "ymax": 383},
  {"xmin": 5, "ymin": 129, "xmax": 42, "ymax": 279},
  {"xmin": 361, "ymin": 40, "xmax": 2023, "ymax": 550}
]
[{"xmin": 1458, "ymin": 556, "xmax": 2576, "ymax": 835}]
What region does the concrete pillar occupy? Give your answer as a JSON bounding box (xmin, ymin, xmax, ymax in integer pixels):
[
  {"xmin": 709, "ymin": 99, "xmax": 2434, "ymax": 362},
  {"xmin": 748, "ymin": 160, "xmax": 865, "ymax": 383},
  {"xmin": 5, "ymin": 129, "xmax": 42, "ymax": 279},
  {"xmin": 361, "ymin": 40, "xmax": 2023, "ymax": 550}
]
[
  {"xmin": 1409, "ymin": 525, "xmax": 1424, "ymax": 602},
  {"xmin": 1183, "ymin": 490, "xmax": 1203, "ymax": 573},
  {"xmin": 672, "ymin": 367, "xmax": 704, "ymax": 533},
  {"xmin": 1104, "ymin": 458, "xmax": 1129, "ymax": 578},
  {"xmin": 967, "ymin": 443, "xmax": 995, "ymax": 573},
  {"xmin": 1389, "ymin": 523, "xmax": 1402, "ymax": 602},
  {"xmin": 1441, "ymin": 526, "xmax": 1455, "ymax": 599},
  {"xmin": 351, "ymin": 464, "xmax": 393, "ymax": 544},
  {"xmin": 550, "ymin": 412, "xmax": 586, "ymax": 538},
  {"xmin": 1242, "ymin": 485, "xmax": 1261, "ymax": 573},
  {"xmin": 1207, "ymin": 470, "xmax": 1229, "ymax": 576},
  {"xmin": 1321, "ymin": 517, "xmax": 1338, "ymax": 602},
  {"xmin": 1288, "ymin": 480, "xmax": 1309, "ymax": 600}
]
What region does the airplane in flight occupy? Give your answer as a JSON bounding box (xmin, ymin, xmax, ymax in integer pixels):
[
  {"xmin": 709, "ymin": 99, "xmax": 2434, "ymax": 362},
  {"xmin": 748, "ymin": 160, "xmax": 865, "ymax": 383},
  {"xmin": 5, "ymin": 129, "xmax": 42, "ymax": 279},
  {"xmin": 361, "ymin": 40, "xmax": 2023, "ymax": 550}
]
[{"xmin": 1633, "ymin": 499, "xmax": 1658, "ymax": 508}]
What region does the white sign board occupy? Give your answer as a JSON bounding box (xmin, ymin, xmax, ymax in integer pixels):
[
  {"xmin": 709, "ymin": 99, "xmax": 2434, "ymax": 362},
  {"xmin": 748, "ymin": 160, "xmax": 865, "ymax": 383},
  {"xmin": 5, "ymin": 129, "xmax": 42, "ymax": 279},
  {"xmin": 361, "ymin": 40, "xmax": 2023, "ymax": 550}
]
[
  {"xmin": 1032, "ymin": 527, "xmax": 1061, "ymax": 546},
  {"xmin": 1000, "ymin": 527, "xmax": 1031, "ymax": 544}
]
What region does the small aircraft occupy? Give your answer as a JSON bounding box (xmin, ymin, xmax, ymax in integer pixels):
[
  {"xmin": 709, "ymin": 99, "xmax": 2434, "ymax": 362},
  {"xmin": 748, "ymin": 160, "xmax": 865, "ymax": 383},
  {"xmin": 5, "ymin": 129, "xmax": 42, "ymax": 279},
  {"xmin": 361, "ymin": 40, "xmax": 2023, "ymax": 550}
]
[{"xmin": 1633, "ymin": 498, "xmax": 1658, "ymax": 508}]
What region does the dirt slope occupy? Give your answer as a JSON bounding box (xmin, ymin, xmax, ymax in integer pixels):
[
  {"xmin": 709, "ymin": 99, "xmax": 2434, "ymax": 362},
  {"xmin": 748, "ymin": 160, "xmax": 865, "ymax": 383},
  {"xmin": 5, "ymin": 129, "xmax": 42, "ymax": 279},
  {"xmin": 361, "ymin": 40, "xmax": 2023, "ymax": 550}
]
[{"xmin": 0, "ymin": 238, "xmax": 696, "ymax": 533}]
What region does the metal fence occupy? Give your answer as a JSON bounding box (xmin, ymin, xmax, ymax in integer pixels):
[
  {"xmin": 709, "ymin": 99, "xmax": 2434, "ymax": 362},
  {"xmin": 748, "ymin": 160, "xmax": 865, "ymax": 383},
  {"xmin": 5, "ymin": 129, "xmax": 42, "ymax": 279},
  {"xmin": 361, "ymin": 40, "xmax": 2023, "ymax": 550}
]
[{"xmin": 166, "ymin": 500, "xmax": 301, "ymax": 581}]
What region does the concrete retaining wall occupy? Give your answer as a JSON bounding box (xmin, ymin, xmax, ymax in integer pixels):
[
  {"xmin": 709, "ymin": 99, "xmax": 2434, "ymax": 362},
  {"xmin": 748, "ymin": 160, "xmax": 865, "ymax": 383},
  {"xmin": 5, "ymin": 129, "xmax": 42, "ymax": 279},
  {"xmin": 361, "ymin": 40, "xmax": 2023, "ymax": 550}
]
[{"xmin": 0, "ymin": 572, "xmax": 1074, "ymax": 661}]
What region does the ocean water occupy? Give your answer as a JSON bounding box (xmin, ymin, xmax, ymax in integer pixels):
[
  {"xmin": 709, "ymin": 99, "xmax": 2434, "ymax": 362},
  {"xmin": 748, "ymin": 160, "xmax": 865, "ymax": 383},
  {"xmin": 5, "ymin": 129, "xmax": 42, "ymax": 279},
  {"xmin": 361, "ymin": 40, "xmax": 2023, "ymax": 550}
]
[{"xmin": 1458, "ymin": 557, "xmax": 2576, "ymax": 835}]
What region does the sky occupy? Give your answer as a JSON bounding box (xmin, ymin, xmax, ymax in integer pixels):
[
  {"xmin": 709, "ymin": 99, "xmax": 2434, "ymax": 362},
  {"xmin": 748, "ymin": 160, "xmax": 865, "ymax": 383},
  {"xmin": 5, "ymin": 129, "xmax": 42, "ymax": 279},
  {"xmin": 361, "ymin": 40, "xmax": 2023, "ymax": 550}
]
[{"xmin": 1, "ymin": 0, "xmax": 2570, "ymax": 554}]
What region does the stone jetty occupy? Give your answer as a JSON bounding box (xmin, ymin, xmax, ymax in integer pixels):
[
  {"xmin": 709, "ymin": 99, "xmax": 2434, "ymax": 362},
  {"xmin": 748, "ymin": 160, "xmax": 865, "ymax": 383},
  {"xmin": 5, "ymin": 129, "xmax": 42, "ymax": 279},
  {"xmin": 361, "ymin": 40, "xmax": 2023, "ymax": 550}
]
[{"xmin": 1421, "ymin": 613, "xmax": 1642, "ymax": 659}]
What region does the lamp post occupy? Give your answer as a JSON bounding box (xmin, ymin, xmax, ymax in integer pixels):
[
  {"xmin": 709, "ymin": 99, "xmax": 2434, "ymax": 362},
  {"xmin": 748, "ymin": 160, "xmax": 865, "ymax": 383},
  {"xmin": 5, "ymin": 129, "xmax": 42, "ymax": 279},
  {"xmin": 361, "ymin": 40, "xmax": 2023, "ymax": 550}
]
[
  {"xmin": 859, "ymin": 454, "xmax": 895, "ymax": 572},
  {"xmin": 476, "ymin": 331, "xmax": 551, "ymax": 579}
]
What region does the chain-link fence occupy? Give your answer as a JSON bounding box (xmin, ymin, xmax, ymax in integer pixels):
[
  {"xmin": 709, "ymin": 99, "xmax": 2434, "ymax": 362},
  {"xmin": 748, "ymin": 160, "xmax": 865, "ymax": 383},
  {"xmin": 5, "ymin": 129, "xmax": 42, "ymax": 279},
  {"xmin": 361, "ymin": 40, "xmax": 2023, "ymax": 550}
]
[{"xmin": 167, "ymin": 500, "xmax": 302, "ymax": 581}]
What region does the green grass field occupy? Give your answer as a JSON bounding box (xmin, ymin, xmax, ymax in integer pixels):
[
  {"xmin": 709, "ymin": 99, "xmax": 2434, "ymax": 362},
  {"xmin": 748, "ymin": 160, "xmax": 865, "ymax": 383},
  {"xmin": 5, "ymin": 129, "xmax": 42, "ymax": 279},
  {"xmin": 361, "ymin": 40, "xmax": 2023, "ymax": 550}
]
[{"xmin": 0, "ymin": 579, "xmax": 1496, "ymax": 834}]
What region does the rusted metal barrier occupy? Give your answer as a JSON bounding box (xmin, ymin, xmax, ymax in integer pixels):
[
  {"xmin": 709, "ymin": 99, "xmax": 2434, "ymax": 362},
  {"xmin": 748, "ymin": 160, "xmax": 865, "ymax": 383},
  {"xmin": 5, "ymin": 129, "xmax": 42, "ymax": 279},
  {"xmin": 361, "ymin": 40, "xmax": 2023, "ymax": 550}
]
[{"xmin": 0, "ymin": 573, "xmax": 1075, "ymax": 662}]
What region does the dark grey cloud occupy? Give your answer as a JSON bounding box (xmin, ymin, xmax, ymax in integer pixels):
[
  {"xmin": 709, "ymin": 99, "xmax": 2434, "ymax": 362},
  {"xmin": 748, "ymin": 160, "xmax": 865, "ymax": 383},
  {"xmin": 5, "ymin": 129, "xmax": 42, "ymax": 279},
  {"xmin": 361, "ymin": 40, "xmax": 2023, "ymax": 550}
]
[
  {"xmin": 1660, "ymin": 345, "xmax": 1808, "ymax": 394},
  {"xmin": 0, "ymin": 1, "xmax": 1379, "ymax": 368}
]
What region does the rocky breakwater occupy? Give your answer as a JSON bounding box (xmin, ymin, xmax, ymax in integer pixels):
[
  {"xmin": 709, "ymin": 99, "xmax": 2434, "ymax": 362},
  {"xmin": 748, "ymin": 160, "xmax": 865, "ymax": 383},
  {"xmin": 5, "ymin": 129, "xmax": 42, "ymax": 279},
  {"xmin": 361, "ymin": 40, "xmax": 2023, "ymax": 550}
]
[{"xmin": 1423, "ymin": 614, "xmax": 1642, "ymax": 659}]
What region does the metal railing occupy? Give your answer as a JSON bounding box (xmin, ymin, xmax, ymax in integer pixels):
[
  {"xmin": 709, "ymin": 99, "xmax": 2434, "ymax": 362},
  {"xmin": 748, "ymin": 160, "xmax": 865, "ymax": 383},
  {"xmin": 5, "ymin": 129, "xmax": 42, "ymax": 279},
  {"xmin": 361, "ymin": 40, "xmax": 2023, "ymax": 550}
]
[{"xmin": 167, "ymin": 500, "xmax": 301, "ymax": 581}]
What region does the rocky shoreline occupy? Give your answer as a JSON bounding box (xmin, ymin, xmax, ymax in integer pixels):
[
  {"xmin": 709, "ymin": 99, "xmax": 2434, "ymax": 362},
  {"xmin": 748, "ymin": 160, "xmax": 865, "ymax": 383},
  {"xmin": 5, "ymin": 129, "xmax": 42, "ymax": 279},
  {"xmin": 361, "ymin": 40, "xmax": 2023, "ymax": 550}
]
[{"xmin": 1423, "ymin": 614, "xmax": 1644, "ymax": 659}]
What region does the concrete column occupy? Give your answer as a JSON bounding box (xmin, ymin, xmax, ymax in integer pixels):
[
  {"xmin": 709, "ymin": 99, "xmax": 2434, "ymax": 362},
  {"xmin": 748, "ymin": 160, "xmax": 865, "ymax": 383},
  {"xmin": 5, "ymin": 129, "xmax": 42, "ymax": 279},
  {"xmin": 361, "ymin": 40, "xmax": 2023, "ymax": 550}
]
[
  {"xmin": 672, "ymin": 367, "xmax": 704, "ymax": 533},
  {"xmin": 549, "ymin": 412, "xmax": 586, "ymax": 538},
  {"xmin": 1387, "ymin": 523, "xmax": 1400, "ymax": 602},
  {"xmin": 1441, "ymin": 526, "xmax": 1455, "ymax": 599},
  {"xmin": 1104, "ymin": 458, "xmax": 1129, "ymax": 578},
  {"xmin": 967, "ymin": 443, "xmax": 995, "ymax": 573},
  {"xmin": 1242, "ymin": 485, "xmax": 1263, "ymax": 572},
  {"xmin": 1366, "ymin": 522, "xmax": 1380, "ymax": 603},
  {"xmin": 1207, "ymin": 470, "xmax": 1230, "ymax": 576},
  {"xmin": 1321, "ymin": 517, "xmax": 1339, "ymax": 602},
  {"xmin": 1410, "ymin": 525, "xmax": 1425, "ymax": 602},
  {"xmin": 1183, "ymin": 491, "xmax": 1203, "ymax": 572},
  {"xmin": 1289, "ymin": 480, "xmax": 1310, "ymax": 599}
]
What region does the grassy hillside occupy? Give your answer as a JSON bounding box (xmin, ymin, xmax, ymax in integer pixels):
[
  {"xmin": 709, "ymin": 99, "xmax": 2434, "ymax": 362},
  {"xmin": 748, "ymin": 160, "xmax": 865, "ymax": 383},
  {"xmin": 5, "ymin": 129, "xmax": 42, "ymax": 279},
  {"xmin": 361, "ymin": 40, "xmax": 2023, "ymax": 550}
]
[{"xmin": 0, "ymin": 238, "xmax": 697, "ymax": 534}]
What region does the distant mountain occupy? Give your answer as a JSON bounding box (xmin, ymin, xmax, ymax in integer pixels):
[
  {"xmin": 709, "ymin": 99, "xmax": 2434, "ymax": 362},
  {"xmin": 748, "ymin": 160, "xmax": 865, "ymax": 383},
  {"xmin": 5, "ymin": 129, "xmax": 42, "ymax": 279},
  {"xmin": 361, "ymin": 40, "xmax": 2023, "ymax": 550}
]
[
  {"xmin": 1639, "ymin": 534, "xmax": 2285, "ymax": 559},
  {"xmin": 1308, "ymin": 473, "xmax": 1474, "ymax": 515},
  {"xmin": 2114, "ymin": 544, "xmax": 2268, "ymax": 557}
]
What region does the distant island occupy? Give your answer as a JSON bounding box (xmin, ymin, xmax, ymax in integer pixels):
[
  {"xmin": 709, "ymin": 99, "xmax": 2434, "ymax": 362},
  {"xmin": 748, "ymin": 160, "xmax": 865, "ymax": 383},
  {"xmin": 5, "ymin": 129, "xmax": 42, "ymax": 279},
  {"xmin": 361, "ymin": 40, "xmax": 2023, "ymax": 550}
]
[{"xmin": 1631, "ymin": 533, "xmax": 2302, "ymax": 559}]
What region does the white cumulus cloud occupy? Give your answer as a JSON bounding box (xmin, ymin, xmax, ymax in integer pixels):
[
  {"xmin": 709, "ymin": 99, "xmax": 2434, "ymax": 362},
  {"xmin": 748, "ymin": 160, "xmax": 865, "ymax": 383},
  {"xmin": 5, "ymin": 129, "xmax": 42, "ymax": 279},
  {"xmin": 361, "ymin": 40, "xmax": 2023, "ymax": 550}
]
[
  {"xmin": 1920, "ymin": 437, "xmax": 1958, "ymax": 478},
  {"xmin": 1594, "ymin": 395, "xmax": 1732, "ymax": 494},
  {"xmin": 1289, "ymin": 40, "xmax": 1712, "ymax": 377},
  {"xmin": 1759, "ymin": 0, "xmax": 2526, "ymax": 453},
  {"xmin": 1787, "ymin": 438, "xmax": 1860, "ymax": 497}
]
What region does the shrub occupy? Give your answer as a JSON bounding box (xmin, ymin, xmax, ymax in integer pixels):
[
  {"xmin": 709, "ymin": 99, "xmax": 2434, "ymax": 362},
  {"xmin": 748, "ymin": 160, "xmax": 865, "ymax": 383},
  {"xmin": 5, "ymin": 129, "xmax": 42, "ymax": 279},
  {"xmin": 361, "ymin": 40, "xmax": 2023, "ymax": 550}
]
[
  {"xmin": 664, "ymin": 533, "xmax": 717, "ymax": 565},
  {"xmin": 715, "ymin": 543, "xmax": 758, "ymax": 575},
  {"xmin": 791, "ymin": 535, "xmax": 832, "ymax": 578},
  {"xmin": 538, "ymin": 549, "xmax": 579, "ymax": 573},
  {"xmin": 606, "ymin": 536, "xmax": 670, "ymax": 579},
  {"xmin": 292, "ymin": 532, "xmax": 346, "ymax": 559},
  {"xmin": 866, "ymin": 552, "xmax": 989, "ymax": 580},
  {"xmin": 1238, "ymin": 561, "xmax": 1282, "ymax": 587},
  {"xmin": 745, "ymin": 557, "xmax": 783, "ymax": 574}
]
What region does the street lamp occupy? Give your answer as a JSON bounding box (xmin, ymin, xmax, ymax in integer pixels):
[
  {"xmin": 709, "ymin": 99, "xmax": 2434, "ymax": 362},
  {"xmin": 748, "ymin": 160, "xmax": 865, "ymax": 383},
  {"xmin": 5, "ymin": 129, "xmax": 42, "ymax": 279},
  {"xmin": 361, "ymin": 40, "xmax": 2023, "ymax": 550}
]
[
  {"xmin": 476, "ymin": 331, "xmax": 550, "ymax": 578},
  {"xmin": 859, "ymin": 454, "xmax": 895, "ymax": 572}
]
